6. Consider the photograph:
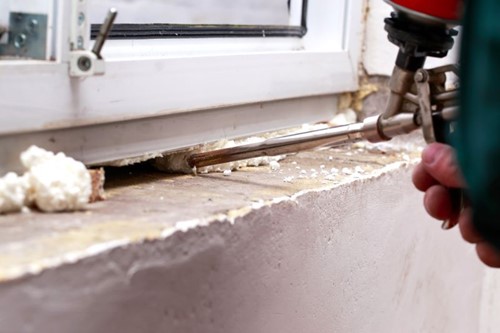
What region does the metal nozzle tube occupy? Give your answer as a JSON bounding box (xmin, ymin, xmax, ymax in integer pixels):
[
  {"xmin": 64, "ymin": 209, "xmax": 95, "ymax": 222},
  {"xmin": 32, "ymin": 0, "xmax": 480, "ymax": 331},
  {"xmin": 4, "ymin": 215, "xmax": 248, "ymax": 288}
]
[
  {"xmin": 384, "ymin": 66, "xmax": 417, "ymax": 119},
  {"xmin": 187, "ymin": 113, "xmax": 418, "ymax": 169}
]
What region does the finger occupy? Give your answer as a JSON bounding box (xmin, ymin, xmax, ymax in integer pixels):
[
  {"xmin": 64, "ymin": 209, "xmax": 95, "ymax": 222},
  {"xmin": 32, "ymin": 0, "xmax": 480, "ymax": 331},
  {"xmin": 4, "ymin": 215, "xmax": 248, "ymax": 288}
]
[
  {"xmin": 423, "ymin": 185, "xmax": 452, "ymax": 221},
  {"xmin": 476, "ymin": 242, "xmax": 500, "ymax": 268},
  {"xmin": 412, "ymin": 163, "xmax": 438, "ymax": 192},
  {"xmin": 421, "ymin": 143, "xmax": 466, "ymax": 188},
  {"xmin": 458, "ymin": 207, "xmax": 484, "ymax": 243}
]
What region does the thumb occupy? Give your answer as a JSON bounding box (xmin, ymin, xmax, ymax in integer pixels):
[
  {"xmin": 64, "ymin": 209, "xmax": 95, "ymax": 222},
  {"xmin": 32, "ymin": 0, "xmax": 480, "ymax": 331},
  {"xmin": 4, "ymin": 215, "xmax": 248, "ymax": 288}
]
[{"xmin": 421, "ymin": 143, "xmax": 466, "ymax": 189}]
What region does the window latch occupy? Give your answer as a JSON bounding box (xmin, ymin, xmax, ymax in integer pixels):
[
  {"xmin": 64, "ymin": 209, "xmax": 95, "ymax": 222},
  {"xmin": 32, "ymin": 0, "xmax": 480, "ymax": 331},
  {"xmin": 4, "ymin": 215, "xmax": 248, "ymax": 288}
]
[{"xmin": 70, "ymin": 8, "xmax": 117, "ymax": 77}]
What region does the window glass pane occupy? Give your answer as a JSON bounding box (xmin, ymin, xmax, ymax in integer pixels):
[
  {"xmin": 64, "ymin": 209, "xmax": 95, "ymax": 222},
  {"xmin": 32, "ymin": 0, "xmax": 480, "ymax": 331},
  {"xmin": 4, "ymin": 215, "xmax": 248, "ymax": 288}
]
[{"xmin": 89, "ymin": 0, "xmax": 295, "ymax": 26}]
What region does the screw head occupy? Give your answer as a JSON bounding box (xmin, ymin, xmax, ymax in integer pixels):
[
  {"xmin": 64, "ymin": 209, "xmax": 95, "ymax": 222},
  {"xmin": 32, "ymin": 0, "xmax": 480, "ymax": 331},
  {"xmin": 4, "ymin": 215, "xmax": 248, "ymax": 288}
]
[
  {"xmin": 78, "ymin": 12, "xmax": 85, "ymax": 26},
  {"xmin": 13, "ymin": 33, "xmax": 27, "ymax": 48},
  {"xmin": 414, "ymin": 69, "xmax": 430, "ymax": 83},
  {"xmin": 28, "ymin": 19, "xmax": 38, "ymax": 31},
  {"xmin": 77, "ymin": 36, "xmax": 84, "ymax": 49},
  {"xmin": 77, "ymin": 56, "xmax": 92, "ymax": 72}
]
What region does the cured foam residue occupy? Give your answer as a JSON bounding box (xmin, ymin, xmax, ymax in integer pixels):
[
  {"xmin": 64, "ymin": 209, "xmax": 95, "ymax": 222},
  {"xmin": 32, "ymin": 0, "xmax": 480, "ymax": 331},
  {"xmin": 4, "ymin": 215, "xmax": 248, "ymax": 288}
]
[
  {"xmin": 328, "ymin": 109, "xmax": 357, "ymax": 126},
  {"xmin": 153, "ymin": 137, "xmax": 284, "ymax": 174},
  {"xmin": 288, "ymin": 138, "xmax": 424, "ymax": 185},
  {"xmin": 338, "ymin": 84, "xmax": 378, "ymax": 113},
  {"xmin": 0, "ymin": 146, "xmax": 92, "ymax": 214},
  {"xmin": 269, "ymin": 161, "xmax": 281, "ymax": 171},
  {"xmin": 103, "ymin": 152, "xmax": 164, "ymax": 167},
  {"xmin": 0, "ymin": 173, "xmax": 30, "ymax": 214},
  {"xmin": 102, "ymin": 119, "xmax": 348, "ymax": 173},
  {"xmin": 22, "ymin": 146, "xmax": 91, "ymax": 212},
  {"xmin": 354, "ymin": 133, "xmax": 425, "ymax": 153}
]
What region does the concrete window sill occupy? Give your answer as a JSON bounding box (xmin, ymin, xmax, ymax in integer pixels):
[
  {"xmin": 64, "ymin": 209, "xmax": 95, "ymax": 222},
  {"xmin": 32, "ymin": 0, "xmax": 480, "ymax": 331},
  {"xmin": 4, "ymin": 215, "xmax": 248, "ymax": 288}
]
[{"xmin": 0, "ymin": 140, "xmax": 498, "ymax": 333}]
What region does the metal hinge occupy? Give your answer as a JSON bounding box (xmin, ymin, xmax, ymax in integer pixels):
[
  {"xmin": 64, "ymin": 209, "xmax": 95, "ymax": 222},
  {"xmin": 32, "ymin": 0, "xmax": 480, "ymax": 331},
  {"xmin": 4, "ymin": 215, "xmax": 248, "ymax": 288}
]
[{"xmin": 0, "ymin": 12, "xmax": 48, "ymax": 60}]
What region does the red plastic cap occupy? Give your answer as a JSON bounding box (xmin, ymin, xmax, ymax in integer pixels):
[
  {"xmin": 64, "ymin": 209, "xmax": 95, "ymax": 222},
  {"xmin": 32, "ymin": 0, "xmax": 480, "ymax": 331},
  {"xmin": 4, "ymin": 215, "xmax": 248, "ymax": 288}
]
[{"xmin": 391, "ymin": 0, "xmax": 462, "ymax": 21}]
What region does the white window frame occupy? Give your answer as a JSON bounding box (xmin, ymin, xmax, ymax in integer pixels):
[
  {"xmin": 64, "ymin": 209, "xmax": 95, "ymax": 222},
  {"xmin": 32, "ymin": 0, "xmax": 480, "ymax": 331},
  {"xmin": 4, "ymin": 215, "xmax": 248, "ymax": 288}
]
[{"xmin": 0, "ymin": 0, "xmax": 364, "ymax": 171}]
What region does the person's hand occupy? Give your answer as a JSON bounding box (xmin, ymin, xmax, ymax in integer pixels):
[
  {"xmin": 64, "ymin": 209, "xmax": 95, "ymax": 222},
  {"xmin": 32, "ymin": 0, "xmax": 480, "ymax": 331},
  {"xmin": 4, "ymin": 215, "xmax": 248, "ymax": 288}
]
[{"xmin": 412, "ymin": 142, "xmax": 500, "ymax": 268}]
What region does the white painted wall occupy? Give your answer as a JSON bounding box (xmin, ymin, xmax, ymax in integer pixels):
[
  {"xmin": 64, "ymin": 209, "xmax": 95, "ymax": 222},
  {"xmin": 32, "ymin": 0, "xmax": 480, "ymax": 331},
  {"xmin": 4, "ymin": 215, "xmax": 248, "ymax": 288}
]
[
  {"xmin": 363, "ymin": 0, "xmax": 460, "ymax": 76},
  {"xmin": 0, "ymin": 167, "xmax": 498, "ymax": 333}
]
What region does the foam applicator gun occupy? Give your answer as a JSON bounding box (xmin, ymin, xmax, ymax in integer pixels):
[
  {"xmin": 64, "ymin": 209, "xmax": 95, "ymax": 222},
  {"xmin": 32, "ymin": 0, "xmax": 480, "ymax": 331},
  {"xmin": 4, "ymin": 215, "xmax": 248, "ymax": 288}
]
[
  {"xmin": 188, "ymin": 0, "xmax": 461, "ymax": 216},
  {"xmin": 187, "ymin": 105, "xmax": 457, "ymax": 169}
]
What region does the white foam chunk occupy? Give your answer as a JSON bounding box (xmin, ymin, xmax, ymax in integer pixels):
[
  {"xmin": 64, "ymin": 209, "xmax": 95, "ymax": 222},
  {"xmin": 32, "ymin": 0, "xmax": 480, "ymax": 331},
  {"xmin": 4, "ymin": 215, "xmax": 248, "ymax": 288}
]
[
  {"xmin": 330, "ymin": 109, "xmax": 357, "ymax": 126},
  {"xmin": 0, "ymin": 173, "xmax": 30, "ymax": 214},
  {"xmin": 269, "ymin": 161, "xmax": 281, "ymax": 171},
  {"xmin": 21, "ymin": 146, "xmax": 91, "ymax": 212}
]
